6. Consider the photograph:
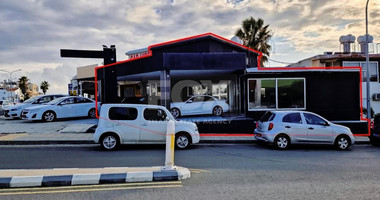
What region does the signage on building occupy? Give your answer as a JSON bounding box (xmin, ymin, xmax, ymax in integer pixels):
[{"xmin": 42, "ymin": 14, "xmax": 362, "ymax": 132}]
[{"xmin": 129, "ymin": 51, "xmax": 150, "ymax": 59}]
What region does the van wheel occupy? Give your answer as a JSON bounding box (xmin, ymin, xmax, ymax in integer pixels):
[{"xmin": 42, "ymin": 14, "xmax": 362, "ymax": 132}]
[
  {"xmin": 274, "ymin": 135, "xmax": 290, "ymax": 150},
  {"xmin": 42, "ymin": 111, "xmax": 56, "ymax": 122},
  {"xmin": 101, "ymin": 133, "xmax": 120, "ymax": 150},
  {"xmin": 88, "ymin": 108, "xmax": 96, "ymax": 118},
  {"xmin": 175, "ymin": 133, "xmax": 191, "ymax": 149},
  {"xmin": 335, "ymin": 135, "xmax": 350, "ymax": 150}
]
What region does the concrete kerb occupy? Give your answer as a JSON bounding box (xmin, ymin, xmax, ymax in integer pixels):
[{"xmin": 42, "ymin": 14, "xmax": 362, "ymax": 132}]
[{"xmin": 0, "ymin": 166, "xmax": 190, "ymax": 188}]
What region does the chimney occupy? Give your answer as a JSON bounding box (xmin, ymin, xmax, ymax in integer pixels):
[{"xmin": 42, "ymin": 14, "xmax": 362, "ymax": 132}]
[
  {"xmin": 357, "ymin": 34, "xmax": 374, "ymax": 54},
  {"xmin": 339, "ymin": 34, "xmax": 355, "ymax": 53}
]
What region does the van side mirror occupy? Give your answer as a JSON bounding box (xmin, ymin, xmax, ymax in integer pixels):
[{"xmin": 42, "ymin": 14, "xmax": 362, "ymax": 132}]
[{"xmin": 165, "ymin": 117, "xmax": 170, "ymax": 121}]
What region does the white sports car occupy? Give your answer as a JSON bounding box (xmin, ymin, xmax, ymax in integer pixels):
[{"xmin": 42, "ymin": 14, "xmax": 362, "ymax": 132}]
[
  {"xmin": 21, "ymin": 96, "xmax": 98, "ymax": 122},
  {"xmin": 170, "ymin": 95, "xmax": 229, "ymax": 118}
]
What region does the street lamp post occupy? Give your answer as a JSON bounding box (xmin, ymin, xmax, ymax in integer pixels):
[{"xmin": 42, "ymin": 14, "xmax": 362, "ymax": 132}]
[
  {"xmin": 365, "ymin": 0, "xmax": 371, "ymax": 119},
  {"xmin": 0, "ymin": 69, "xmax": 22, "ymax": 102}
]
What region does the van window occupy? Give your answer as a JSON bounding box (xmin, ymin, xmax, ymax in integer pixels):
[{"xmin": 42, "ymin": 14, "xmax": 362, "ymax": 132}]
[
  {"xmin": 144, "ymin": 108, "xmax": 167, "ymax": 121},
  {"xmin": 109, "ymin": 107, "xmax": 138, "ymax": 120}
]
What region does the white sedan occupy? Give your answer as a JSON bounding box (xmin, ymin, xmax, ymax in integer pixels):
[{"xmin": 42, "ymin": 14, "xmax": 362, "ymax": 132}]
[
  {"xmin": 21, "ymin": 96, "xmax": 98, "ymax": 122},
  {"xmin": 170, "ymin": 95, "xmax": 229, "ymax": 118}
]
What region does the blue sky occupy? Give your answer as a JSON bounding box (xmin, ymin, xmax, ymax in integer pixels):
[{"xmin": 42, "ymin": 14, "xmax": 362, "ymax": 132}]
[{"xmin": 0, "ymin": 0, "xmax": 379, "ymax": 94}]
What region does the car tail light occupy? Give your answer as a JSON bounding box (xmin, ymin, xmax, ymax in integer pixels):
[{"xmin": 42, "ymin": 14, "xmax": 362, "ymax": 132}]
[
  {"xmin": 268, "ymin": 123, "xmax": 274, "ymax": 130},
  {"xmin": 255, "ymin": 122, "xmax": 259, "ymax": 129}
]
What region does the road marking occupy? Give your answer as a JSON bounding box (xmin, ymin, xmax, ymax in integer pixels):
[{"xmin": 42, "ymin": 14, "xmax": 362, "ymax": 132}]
[
  {"xmin": 0, "ymin": 181, "xmax": 182, "ymax": 196},
  {"xmin": 188, "ymin": 168, "xmax": 211, "ymax": 173},
  {"xmin": 0, "ymin": 134, "xmax": 28, "ymax": 141}
]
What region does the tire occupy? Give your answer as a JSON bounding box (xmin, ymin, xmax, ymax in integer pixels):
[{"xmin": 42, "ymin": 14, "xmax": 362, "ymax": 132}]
[
  {"xmin": 42, "ymin": 111, "xmax": 56, "ymax": 122},
  {"xmin": 100, "ymin": 133, "xmax": 120, "ymax": 150},
  {"xmin": 274, "ymin": 135, "xmax": 290, "ymax": 150},
  {"xmin": 213, "ymin": 106, "xmax": 223, "ymax": 116},
  {"xmin": 170, "ymin": 108, "xmax": 180, "ymax": 118},
  {"xmin": 88, "ymin": 108, "xmax": 96, "ymax": 118},
  {"xmin": 175, "ymin": 133, "xmax": 191, "ymax": 149},
  {"xmin": 335, "ymin": 135, "xmax": 351, "ymax": 150}
]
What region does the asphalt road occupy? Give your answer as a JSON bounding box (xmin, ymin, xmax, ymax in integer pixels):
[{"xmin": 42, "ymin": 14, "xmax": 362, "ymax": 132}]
[{"xmin": 0, "ymin": 143, "xmax": 380, "ymax": 200}]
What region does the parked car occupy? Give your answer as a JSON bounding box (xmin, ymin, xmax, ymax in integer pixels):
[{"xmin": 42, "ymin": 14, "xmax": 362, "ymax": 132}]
[
  {"xmin": 93, "ymin": 104, "xmax": 200, "ymax": 150},
  {"xmin": 254, "ymin": 111, "xmax": 355, "ymax": 150},
  {"xmin": 370, "ymin": 115, "xmax": 380, "ymax": 146},
  {"xmin": 4, "ymin": 95, "xmax": 67, "ymax": 119},
  {"xmin": 0, "ymin": 100, "xmax": 14, "ymax": 116},
  {"xmin": 21, "ymin": 96, "xmax": 97, "ymax": 122},
  {"xmin": 170, "ymin": 95, "xmax": 229, "ymax": 118}
]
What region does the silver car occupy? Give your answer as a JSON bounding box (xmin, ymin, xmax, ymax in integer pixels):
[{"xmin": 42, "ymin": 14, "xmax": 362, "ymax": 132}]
[{"xmin": 254, "ymin": 111, "xmax": 355, "ymax": 150}]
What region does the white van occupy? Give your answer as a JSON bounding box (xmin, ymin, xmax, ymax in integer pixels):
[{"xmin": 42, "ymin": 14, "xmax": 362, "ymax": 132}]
[{"xmin": 93, "ymin": 104, "xmax": 200, "ymax": 150}]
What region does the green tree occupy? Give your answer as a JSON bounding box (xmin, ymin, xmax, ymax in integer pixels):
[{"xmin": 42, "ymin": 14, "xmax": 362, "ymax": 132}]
[
  {"xmin": 18, "ymin": 76, "xmax": 29, "ymax": 100},
  {"xmin": 40, "ymin": 81, "xmax": 50, "ymax": 95},
  {"xmin": 235, "ymin": 17, "xmax": 272, "ymax": 66}
]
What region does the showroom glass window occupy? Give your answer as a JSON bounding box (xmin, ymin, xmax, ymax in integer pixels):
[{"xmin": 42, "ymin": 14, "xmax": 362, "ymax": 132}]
[
  {"xmin": 109, "ymin": 107, "xmax": 138, "ymax": 120},
  {"xmin": 248, "ymin": 78, "xmax": 305, "ymax": 110},
  {"xmin": 248, "ymin": 79, "xmax": 276, "ymax": 109}
]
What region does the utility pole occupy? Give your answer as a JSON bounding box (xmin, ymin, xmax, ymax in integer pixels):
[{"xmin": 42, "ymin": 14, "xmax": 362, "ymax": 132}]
[{"xmin": 365, "ymin": 0, "xmax": 371, "ymax": 119}]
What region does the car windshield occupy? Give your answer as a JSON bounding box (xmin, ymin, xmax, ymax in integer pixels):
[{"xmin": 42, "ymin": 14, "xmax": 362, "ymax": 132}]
[
  {"xmin": 47, "ymin": 97, "xmax": 66, "ymax": 105},
  {"xmin": 23, "ymin": 96, "xmax": 40, "ymax": 103}
]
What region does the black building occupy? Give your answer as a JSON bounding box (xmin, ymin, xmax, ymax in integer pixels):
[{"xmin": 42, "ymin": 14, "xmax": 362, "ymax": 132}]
[{"xmin": 96, "ymin": 33, "xmax": 368, "ymax": 136}]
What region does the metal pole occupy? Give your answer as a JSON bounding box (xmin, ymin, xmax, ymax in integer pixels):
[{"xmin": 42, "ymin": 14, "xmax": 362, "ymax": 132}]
[
  {"xmin": 163, "ymin": 119, "xmax": 175, "ymax": 170},
  {"xmin": 365, "ymin": 0, "xmax": 371, "ymax": 119}
]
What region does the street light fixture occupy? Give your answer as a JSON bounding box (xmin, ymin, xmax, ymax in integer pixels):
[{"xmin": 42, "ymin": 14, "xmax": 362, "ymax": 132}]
[
  {"xmin": 365, "ymin": 0, "xmax": 371, "ymax": 119},
  {"xmin": 0, "ymin": 69, "xmax": 22, "ymax": 101}
]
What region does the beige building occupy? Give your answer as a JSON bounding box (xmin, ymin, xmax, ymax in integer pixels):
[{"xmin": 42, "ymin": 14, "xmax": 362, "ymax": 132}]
[{"xmin": 70, "ymin": 64, "xmax": 97, "ymax": 99}]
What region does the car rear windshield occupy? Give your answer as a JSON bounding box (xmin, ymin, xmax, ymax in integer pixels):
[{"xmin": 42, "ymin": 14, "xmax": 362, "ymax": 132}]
[{"xmin": 259, "ymin": 112, "xmax": 276, "ymax": 122}]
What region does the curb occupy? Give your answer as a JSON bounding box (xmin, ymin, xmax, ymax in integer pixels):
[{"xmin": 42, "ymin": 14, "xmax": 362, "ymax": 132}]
[{"xmin": 0, "ymin": 167, "xmax": 190, "ymax": 188}]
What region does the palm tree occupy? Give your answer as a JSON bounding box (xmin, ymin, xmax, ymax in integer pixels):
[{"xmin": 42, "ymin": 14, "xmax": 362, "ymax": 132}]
[
  {"xmin": 235, "ymin": 17, "xmax": 272, "ymax": 66},
  {"xmin": 40, "ymin": 81, "xmax": 50, "ymax": 95},
  {"xmin": 18, "ymin": 76, "xmax": 29, "ymax": 100}
]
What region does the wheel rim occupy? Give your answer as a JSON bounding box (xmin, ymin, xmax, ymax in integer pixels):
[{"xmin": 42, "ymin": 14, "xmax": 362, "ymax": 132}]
[
  {"xmin": 176, "ymin": 135, "xmax": 189, "ymax": 149},
  {"xmin": 103, "ymin": 136, "xmax": 117, "ymax": 149},
  {"xmin": 171, "ymin": 109, "xmax": 179, "ymax": 118},
  {"xmin": 338, "ymin": 137, "xmax": 349, "ymax": 149},
  {"xmin": 213, "ymin": 107, "xmax": 222, "ymax": 115},
  {"xmin": 44, "ymin": 112, "xmax": 54, "ymax": 122},
  {"xmin": 277, "ymin": 137, "xmax": 288, "ymax": 149},
  {"xmin": 89, "ymin": 109, "xmax": 96, "ymax": 118}
]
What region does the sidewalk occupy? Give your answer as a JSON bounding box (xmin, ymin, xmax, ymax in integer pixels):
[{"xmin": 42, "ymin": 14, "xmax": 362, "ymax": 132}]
[{"xmin": 0, "ymin": 166, "xmax": 190, "ymax": 188}]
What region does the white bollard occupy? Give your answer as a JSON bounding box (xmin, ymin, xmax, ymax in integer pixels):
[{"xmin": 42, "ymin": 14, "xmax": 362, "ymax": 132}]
[{"xmin": 163, "ymin": 119, "xmax": 175, "ymax": 170}]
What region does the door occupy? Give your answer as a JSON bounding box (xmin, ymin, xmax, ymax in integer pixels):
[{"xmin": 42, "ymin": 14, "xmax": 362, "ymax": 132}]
[
  {"xmin": 303, "ymin": 113, "xmax": 333, "ymax": 142},
  {"xmin": 58, "ymin": 98, "xmax": 76, "ymax": 118},
  {"xmin": 110, "ymin": 107, "xmax": 140, "ymax": 142},
  {"xmin": 139, "ymin": 108, "xmax": 168, "ymax": 142},
  {"xmin": 75, "ymin": 97, "xmax": 93, "ymax": 116},
  {"xmin": 282, "ymin": 113, "xmax": 308, "ymax": 142}
]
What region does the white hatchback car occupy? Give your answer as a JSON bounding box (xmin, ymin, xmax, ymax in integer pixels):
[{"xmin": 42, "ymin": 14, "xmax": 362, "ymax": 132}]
[
  {"xmin": 254, "ymin": 111, "xmax": 355, "ymax": 150},
  {"xmin": 170, "ymin": 95, "xmax": 229, "ymax": 118},
  {"xmin": 93, "ymin": 104, "xmax": 200, "ymax": 150},
  {"xmin": 21, "ymin": 96, "xmax": 97, "ymax": 122}
]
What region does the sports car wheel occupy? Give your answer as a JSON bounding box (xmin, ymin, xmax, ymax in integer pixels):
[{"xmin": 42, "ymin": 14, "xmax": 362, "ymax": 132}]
[
  {"xmin": 42, "ymin": 111, "xmax": 56, "ymax": 122},
  {"xmin": 213, "ymin": 106, "xmax": 223, "ymax": 116},
  {"xmin": 170, "ymin": 108, "xmax": 180, "ymax": 118}
]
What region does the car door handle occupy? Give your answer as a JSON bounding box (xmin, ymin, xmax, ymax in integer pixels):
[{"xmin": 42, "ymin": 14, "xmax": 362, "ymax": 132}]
[
  {"xmin": 142, "ymin": 123, "xmax": 147, "ymax": 126},
  {"xmin": 285, "ymin": 126, "xmax": 291, "ymax": 128},
  {"xmin": 308, "ymin": 127, "xmax": 314, "ymax": 130}
]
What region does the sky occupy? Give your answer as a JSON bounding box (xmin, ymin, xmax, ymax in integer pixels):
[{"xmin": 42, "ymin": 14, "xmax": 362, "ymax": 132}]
[{"xmin": 0, "ymin": 0, "xmax": 379, "ymax": 94}]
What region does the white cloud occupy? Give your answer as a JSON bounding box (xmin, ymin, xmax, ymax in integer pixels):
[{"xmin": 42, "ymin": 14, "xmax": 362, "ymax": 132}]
[{"xmin": 1, "ymin": 0, "xmax": 380, "ymax": 93}]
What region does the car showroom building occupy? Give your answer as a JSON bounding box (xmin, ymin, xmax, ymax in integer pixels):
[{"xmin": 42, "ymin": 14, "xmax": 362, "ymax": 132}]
[{"xmin": 95, "ymin": 33, "xmax": 368, "ymax": 136}]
